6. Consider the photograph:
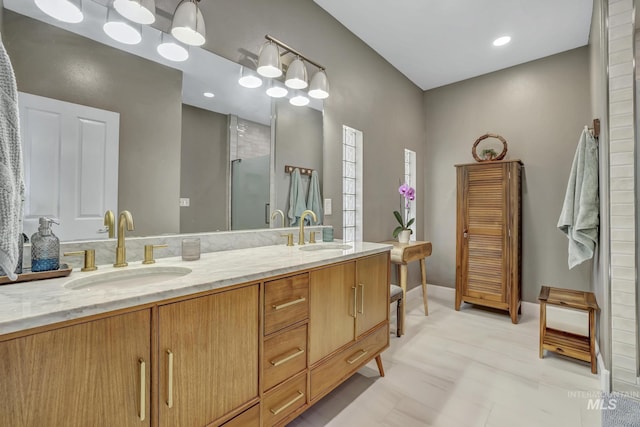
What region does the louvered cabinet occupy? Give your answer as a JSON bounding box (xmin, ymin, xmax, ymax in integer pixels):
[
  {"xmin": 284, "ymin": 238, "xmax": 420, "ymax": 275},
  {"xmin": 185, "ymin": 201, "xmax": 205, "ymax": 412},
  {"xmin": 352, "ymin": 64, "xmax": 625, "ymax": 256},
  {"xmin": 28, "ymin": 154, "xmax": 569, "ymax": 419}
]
[{"xmin": 455, "ymin": 160, "xmax": 522, "ymax": 324}]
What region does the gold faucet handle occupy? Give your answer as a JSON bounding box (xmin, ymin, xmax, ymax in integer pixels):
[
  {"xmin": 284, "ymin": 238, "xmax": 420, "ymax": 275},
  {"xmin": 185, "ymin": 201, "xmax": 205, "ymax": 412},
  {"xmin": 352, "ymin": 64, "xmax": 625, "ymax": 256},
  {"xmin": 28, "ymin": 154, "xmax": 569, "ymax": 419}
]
[
  {"xmin": 309, "ymin": 231, "xmax": 318, "ymax": 244},
  {"xmin": 280, "ymin": 233, "xmax": 294, "ymax": 247},
  {"xmin": 63, "ymin": 249, "xmax": 97, "ymax": 272},
  {"xmin": 143, "ymin": 244, "xmax": 168, "ymax": 265}
]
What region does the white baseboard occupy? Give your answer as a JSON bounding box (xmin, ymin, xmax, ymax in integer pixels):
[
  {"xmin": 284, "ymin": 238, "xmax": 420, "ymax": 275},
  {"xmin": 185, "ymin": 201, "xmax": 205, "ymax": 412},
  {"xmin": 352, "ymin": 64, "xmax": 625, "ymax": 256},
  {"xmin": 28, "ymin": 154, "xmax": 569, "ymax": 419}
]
[{"xmin": 596, "ymin": 340, "xmax": 611, "ymax": 393}]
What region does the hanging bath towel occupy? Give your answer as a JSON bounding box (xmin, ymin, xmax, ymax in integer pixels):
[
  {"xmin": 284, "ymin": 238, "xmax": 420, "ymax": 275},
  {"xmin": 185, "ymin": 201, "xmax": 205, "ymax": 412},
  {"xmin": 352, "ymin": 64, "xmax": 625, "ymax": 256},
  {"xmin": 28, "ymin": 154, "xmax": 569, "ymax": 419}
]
[
  {"xmin": 288, "ymin": 168, "xmax": 307, "ymax": 226},
  {"xmin": 0, "ymin": 41, "xmax": 24, "ymax": 281},
  {"xmin": 557, "ymin": 127, "xmax": 599, "ymax": 269},
  {"xmin": 306, "ymin": 170, "xmax": 323, "ymax": 225}
]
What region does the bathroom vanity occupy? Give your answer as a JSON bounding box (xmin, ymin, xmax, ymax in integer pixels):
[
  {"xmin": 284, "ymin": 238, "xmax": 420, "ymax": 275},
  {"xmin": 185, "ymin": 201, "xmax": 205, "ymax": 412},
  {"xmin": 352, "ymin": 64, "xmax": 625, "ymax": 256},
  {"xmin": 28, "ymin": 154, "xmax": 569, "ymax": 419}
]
[{"xmin": 0, "ymin": 242, "xmax": 391, "ymax": 427}]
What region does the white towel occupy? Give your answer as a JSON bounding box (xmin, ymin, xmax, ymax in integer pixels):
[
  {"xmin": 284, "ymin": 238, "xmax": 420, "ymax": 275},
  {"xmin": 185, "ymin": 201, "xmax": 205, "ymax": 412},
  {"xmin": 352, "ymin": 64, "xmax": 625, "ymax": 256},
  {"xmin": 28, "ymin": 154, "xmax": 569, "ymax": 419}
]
[
  {"xmin": 0, "ymin": 41, "xmax": 24, "ymax": 281},
  {"xmin": 306, "ymin": 170, "xmax": 323, "ymax": 225},
  {"xmin": 557, "ymin": 127, "xmax": 599, "ymax": 269}
]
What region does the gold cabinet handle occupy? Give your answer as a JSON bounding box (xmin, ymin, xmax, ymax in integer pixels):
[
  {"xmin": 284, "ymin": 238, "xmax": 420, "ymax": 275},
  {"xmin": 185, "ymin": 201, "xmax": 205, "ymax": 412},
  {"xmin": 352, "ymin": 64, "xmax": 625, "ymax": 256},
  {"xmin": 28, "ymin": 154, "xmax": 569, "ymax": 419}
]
[
  {"xmin": 167, "ymin": 350, "xmax": 174, "ymax": 408},
  {"xmin": 272, "ymin": 297, "xmax": 306, "ymax": 310},
  {"xmin": 270, "ymin": 347, "xmax": 305, "ymax": 367},
  {"xmin": 358, "ymin": 283, "xmax": 365, "ymax": 314},
  {"xmin": 269, "ymin": 391, "xmax": 304, "ymax": 415},
  {"xmin": 138, "ymin": 358, "xmax": 146, "ymax": 421},
  {"xmin": 347, "ymin": 349, "xmax": 368, "ymax": 365},
  {"xmin": 351, "ymin": 286, "xmax": 357, "ymax": 318}
]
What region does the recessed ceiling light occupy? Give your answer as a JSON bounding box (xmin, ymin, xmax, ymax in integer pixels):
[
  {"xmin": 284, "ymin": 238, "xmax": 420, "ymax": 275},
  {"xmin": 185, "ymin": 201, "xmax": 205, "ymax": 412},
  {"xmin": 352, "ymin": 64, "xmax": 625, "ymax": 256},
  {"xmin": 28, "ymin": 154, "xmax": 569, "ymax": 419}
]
[
  {"xmin": 493, "ymin": 36, "xmax": 511, "ymax": 47},
  {"xmin": 203, "ymin": 92, "xmax": 215, "ymax": 98}
]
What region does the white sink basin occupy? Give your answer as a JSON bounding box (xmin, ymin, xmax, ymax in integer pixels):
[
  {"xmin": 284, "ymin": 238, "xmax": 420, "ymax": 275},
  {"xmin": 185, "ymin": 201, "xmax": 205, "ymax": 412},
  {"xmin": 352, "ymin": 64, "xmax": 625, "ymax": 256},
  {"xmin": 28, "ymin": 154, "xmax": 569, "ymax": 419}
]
[
  {"xmin": 64, "ymin": 266, "xmax": 192, "ymax": 291},
  {"xmin": 299, "ymin": 244, "xmax": 352, "ymax": 252}
]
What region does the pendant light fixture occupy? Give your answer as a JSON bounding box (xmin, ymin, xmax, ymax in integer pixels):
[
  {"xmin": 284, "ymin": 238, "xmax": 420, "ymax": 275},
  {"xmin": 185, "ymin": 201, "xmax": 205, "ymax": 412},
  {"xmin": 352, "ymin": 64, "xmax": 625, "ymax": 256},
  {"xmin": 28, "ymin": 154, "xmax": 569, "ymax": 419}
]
[
  {"xmin": 284, "ymin": 57, "xmax": 308, "ymax": 89},
  {"xmin": 171, "ymin": 0, "xmax": 206, "ymax": 47},
  {"xmin": 35, "ymin": 0, "xmax": 84, "ymax": 23},
  {"xmin": 104, "ymin": 8, "xmax": 142, "ymax": 45},
  {"xmin": 157, "ymin": 33, "xmax": 189, "ymax": 62},
  {"xmin": 308, "ymin": 69, "xmax": 329, "ymax": 99},
  {"xmin": 238, "ymin": 67, "xmax": 263, "ymax": 89},
  {"xmin": 289, "ymin": 91, "xmax": 310, "ymax": 107},
  {"xmin": 113, "ymin": 0, "xmax": 156, "ymax": 25},
  {"xmin": 257, "ymin": 41, "xmax": 282, "ymax": 78},
  {"xmin": 265, "ymin": 81, "xmax": 288, "ymax": 98}
]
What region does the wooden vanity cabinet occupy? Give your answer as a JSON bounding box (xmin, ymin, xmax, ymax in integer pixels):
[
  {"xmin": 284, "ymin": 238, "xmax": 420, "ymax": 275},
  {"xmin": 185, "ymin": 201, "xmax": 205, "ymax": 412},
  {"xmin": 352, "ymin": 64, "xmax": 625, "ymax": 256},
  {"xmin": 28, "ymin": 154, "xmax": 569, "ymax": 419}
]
[
  {"xmin": 0, "ymin": 309, "xmax": 151, "ymax": 427},
  {"xmin": 158, "ymin": 284, "xmax": 259, "ymax": 427}
]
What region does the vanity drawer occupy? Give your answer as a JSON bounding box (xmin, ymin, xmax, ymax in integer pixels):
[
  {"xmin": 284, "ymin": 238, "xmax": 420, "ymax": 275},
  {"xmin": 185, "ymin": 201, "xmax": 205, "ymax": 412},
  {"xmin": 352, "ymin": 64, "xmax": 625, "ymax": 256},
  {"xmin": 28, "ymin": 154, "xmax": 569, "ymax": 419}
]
[
  {"xmin": 264, "ymin": 273, "xmax": 309, "ymax": 335},
  {"xmin": 262, "ymin": 371, "xmax": 307, "ymax": 426},
  {"xmin": 221, "ymin": 404, "xmax": 260, "ymax": 427},
  {"xmin": 310, "ymin": 324, "xmax": 388, "ymax": 400},
  {"xmin": 263, "ymin": 324, "xmax": 308, "ymax": 391}
]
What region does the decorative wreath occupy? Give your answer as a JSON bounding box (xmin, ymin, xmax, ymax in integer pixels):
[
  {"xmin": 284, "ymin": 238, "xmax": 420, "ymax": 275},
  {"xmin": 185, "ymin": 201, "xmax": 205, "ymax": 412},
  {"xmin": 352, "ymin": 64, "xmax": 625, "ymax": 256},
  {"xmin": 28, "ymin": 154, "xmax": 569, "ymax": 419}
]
[{"xmin": 471, "ymin": 133, "xmax": 508, "ymax": 162}]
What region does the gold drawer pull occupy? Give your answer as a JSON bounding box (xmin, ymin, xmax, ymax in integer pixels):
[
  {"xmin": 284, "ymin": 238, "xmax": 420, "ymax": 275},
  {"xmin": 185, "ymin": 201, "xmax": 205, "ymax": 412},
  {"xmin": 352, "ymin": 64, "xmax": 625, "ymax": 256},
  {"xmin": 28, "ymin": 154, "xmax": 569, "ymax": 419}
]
[
  {"xmin": 272, "ymin": 297, "xmax": 306, "ymax": 310},
  {"xmin": 138, "ymin": 358, "xmax": 146, "ymax": 421},
  {"xmin": 167, "ymin": 350, "xmax": 174, "ymax": 408},
  {"xmin": 347, "ymin": 349, "xmax": 368, "ymax": 365},
  {"xmin": 358, "ymin": 283, "xmax": 365, "ymax": 314},
  {"xmin": 270, "ymin": 347, "xmax": 305, "ymax": 367},
  {"xmin": 351, "ymin": 286, "xmax": 357, "ymax": 318},
  {"xmin": 270, "ymin": 391, "xmax": 304, "ymax": 415}
]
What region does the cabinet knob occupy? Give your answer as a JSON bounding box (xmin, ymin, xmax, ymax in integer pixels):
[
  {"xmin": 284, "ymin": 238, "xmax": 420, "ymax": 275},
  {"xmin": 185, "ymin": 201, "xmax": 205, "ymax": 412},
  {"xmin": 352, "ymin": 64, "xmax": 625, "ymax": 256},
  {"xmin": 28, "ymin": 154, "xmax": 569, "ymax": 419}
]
[{"xmin": 463, "ymin": 229, "xmax": 468, "ymax": 238}]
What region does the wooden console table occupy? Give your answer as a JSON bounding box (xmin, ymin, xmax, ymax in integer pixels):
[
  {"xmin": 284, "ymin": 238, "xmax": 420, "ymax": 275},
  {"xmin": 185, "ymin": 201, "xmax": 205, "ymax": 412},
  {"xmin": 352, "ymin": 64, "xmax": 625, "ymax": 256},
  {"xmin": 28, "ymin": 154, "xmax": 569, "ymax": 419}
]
[
  {"xmin": 383, "ymin": 240, "xmax": 432, "ymax": 336},
  {"xmin": 538, "ymin": 286, "xmax": 599, "ymax": 374}
]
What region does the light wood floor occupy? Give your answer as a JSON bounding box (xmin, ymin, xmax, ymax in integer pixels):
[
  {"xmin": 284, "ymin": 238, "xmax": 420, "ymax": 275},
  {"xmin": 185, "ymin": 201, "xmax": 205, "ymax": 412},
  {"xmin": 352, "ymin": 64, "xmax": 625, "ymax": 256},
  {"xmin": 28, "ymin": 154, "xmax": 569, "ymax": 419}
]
[{"xmin": 289, "ymin": 285, "xmax": 602, "ymax": 427}]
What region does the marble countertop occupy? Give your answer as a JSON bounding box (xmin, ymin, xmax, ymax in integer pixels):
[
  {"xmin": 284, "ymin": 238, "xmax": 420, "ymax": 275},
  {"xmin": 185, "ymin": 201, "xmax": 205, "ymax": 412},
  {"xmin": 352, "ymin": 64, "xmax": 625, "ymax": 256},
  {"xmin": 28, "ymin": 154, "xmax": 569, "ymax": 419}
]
[{"xmin": 0, "ymin": 241, "xmax": 391, "ymax": 336}]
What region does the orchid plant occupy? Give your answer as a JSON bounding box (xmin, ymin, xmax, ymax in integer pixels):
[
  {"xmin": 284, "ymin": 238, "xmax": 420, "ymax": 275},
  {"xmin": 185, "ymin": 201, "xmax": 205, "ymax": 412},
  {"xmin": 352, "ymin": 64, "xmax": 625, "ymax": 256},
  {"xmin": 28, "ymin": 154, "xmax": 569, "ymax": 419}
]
[{"xmin": 393, "ymin": 183, "xmax": 415, "ymax": 238}]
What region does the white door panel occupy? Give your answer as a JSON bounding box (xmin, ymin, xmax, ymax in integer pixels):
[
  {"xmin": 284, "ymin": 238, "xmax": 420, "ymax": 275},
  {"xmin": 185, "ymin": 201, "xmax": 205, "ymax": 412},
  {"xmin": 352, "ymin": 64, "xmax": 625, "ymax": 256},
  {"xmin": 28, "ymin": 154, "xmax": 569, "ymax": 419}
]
[{"xmin": 19, "ymin": 92, "xmax": 119, "ymax": 241}]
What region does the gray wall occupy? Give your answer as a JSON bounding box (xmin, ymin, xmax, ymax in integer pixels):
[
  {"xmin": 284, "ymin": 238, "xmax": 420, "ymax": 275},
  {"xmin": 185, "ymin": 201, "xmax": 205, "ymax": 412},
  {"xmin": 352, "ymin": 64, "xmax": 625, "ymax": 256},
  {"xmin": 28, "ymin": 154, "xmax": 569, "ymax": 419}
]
[
  {"xmin": 274, "ymin": 99, "xmax": 323, "ymax": 222},
  {"xmin": 4, "ymin": 11, "xmax": 182, "ymax": 237},
  {"xmin": 180, "ymin": 105, "xmax": 228, "ymax": 233},
  {"xmin": 589, "ymin": 0, "xmax": 611, "ymax": 372},
  {"xmin": 199, "ymin": 0, "xmax": 426, "ymax": 245},
  {"xmin": 424, "ymin": 47, "xmax": 592, "ymax": 302}
]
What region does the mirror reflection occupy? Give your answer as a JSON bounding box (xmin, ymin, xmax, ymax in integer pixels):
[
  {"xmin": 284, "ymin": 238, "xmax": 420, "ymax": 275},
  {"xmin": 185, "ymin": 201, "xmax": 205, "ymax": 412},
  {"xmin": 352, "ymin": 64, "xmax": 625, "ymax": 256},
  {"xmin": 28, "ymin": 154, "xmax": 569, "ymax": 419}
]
[{"xmin": 4, "ymin": 0, "xmax": 323, "ymax": 241}]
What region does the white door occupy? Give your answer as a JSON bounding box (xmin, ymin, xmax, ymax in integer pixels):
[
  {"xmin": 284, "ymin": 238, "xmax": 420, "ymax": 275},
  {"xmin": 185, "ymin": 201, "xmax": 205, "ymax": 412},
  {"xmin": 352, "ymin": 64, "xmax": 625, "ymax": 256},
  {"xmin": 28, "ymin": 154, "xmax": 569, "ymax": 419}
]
[{"xmin": 19, "ymin": 93, "xmax": 119, "ymax": 241}]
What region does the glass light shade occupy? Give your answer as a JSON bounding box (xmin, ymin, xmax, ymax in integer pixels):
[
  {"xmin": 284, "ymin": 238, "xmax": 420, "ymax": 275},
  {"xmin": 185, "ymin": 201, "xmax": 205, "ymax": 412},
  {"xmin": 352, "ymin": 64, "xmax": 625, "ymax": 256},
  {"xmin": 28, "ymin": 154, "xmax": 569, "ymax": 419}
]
[
  {"xmin": 266, "ymin": 81, "xmax": 288, "ymax": 98},
  {"xmin": 35, "ymin": 0, "xmax": 83, "ymax": 23},
  {"xmin": 157, "ymin": 35, "xmax": 189, "ymax": 62},
  {"xmin": 290, "ymin": 92, "xmax": 310, "ymax": 107},
  {"xmin": 257, "ymin": 42, "xmax": 282, "ymax": 78},
  {"xmin": 285, "ymin": 57, "xmax": 308, "ymax": 89},
  {"xmin": 308, "ymin": 70, "xmax": 329, "ymax": 99},
  {"xmin": 238, "ymin": 67, "xmax": 263, "ymax": 88},
  {"xmin": 113, "ymin": 0, "xmax": 155, "ymax": 25},
  {"xmin": 104, "ymin": 10, "xmax": 142, "ymax": 45},
  {"xmin": 171, "ymin": 0, "xmax": 206, "ymax": 47}
]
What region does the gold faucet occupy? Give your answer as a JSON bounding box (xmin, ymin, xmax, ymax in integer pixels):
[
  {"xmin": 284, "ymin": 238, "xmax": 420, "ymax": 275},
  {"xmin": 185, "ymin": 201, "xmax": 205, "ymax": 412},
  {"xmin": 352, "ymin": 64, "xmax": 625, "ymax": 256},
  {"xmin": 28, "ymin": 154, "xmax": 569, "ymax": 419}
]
[
  {"xmin": 298, "ymin": 210, "xmax": 317, "ymax": 245},
  {"xmin": 114, "ymin": 210, "xmax": 134, "ymax": 267},
  {"xmin": 271, "ymin": 209, "xmax": 286, "ymax": 227},
  {"xmin": 104, "ymin": 210, "xmax": 115, "ymax": 238}
]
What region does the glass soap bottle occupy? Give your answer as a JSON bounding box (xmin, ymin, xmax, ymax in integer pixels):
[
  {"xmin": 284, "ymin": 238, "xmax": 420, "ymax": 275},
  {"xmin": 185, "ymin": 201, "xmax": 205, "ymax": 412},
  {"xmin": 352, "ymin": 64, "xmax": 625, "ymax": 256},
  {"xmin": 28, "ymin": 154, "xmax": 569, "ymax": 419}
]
[{"xmin": 31, "ymin": 218, "xmax": 60, "ymax": 272}]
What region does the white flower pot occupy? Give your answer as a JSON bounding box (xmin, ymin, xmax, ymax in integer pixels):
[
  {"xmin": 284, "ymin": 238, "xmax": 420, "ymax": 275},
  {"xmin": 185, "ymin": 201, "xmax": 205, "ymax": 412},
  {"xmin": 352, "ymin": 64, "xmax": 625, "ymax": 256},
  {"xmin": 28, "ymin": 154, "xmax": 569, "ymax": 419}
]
[{"xmin": 398, "ymin": 230, "xmax": 411, "ymax": 244}]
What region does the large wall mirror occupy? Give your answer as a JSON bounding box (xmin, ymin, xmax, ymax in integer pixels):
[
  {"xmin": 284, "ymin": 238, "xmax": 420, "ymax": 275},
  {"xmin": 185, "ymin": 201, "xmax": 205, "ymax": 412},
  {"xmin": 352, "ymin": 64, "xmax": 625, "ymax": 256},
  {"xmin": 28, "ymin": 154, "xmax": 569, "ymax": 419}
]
[{"xmin": 4, "ymin": 0, "xmax": 323, "ymax": 241}]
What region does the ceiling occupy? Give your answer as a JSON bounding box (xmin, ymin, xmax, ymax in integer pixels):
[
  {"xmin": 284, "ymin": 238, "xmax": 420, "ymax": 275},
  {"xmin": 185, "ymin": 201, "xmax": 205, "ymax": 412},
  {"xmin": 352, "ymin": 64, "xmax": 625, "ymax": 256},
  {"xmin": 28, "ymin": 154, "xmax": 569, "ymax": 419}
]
[{"xmin": 313, "ymin": 0, "xmax": 593, "ymax": 90}]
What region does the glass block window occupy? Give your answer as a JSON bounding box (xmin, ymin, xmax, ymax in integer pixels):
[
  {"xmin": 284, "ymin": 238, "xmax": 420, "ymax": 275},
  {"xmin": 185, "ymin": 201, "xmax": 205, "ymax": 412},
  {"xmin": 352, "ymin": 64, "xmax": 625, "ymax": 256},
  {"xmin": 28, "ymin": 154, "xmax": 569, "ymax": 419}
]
[
  {"xmin": 343, "ymin": 126, "xmax": 363, "ymax": 242},
  {"xmin": 404, "ymin": 149, "xmax": 417, "ymax": 241}
]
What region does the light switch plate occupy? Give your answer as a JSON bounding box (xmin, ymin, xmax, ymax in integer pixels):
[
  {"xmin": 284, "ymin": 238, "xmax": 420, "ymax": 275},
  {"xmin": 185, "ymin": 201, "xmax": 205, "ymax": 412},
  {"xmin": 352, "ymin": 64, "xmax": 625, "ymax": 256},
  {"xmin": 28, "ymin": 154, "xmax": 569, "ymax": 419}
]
[
  {"xmin": 179, "ymin": 198, "xmax": 190, "ymax": 207},
  {"xmin": 324, "ymin": 198, "xmax": 332, "ymax": 215}
]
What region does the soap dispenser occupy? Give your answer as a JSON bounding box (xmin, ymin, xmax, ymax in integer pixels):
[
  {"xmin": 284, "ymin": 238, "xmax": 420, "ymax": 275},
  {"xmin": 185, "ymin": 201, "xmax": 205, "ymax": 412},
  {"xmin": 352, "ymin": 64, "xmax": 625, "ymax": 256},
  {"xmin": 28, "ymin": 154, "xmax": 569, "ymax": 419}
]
[{"xmin": 31, "ymin": 218, "xmax": 60, "ymax": 272}]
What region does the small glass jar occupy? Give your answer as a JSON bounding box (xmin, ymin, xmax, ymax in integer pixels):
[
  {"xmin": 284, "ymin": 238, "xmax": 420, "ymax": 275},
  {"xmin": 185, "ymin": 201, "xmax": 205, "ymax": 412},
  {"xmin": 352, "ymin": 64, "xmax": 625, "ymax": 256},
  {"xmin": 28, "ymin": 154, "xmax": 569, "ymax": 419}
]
[
  {"xmin": 181, "ymin": 238, "xmax": 201, "ymax": 261},
  {"xmin": 322, "ymin": 228, "xmax": 334, "ymax": 242}
]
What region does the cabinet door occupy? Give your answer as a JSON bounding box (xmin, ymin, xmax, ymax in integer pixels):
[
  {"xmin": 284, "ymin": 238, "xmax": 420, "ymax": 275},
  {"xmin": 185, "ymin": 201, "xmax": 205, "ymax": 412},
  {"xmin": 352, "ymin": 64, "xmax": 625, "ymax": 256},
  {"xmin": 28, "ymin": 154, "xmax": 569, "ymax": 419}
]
[
  {"xmin": 0, "ymin": 310, "xmax": 151, "ymax": 427},
  {"xmin": 355, "ymin": 253, "xmax": 389, "ymax": 337},
  {"xmin": 158, "ymin": 285, "xmax": 259, "ymax": 427},
  {"xmin": 458, "ymin": 163, "xmax": 508, "ymax": 303},
  {"xmin": 309, "ymin": 262, "xmax": 356, "ymax": 364}
]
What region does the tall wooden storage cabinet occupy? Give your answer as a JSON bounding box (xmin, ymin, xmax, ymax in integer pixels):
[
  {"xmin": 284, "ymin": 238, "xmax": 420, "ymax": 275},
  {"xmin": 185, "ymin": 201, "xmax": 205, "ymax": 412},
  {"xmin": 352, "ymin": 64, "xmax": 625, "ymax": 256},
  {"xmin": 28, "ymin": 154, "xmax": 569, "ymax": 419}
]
[{"xmin": 455, "ymin": 160, "xmax": 522, "ymax": 324}]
